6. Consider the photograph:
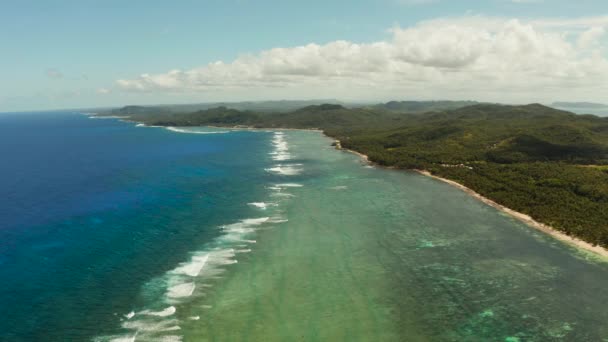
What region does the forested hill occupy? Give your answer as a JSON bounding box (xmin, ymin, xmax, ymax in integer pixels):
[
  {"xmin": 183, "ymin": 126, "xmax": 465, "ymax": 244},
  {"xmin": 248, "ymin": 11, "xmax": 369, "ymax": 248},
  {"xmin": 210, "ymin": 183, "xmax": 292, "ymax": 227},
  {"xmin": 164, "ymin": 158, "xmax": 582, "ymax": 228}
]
[
  {"xmin": 108, "ymin": 103, "xmax": 608, "ymax": 248},
  {"xmin": 108, "ymin": 100, "xmax": 345, "ymax": 116},
  {"xmin": 371, "ymin": 100, "xmax": 480, "ymax": 112}
]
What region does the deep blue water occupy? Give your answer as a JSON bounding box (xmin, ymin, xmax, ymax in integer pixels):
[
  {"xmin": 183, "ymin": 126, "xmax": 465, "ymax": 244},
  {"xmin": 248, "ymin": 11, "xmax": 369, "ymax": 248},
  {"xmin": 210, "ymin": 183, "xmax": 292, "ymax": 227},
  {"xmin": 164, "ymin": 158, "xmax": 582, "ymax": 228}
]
[
  {"xmin": 0, "ymin": 112, "xmax": 273, "ymax": 341},
  {"xmin": 4, "ymin": 112, "xmax": 608, "ymax": 342}
]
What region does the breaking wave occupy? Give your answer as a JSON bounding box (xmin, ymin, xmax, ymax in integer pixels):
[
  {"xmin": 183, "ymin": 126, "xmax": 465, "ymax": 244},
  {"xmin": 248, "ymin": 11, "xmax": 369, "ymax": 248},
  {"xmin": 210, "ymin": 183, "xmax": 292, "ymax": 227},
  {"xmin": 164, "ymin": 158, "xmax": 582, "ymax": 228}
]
[
  {"xmin": 95, "ymin": 130, "xmax": 303, "ymax": 342},
  {"xmin": 166, "ymin": 127, "xmax": 231, "ymax": 134}
]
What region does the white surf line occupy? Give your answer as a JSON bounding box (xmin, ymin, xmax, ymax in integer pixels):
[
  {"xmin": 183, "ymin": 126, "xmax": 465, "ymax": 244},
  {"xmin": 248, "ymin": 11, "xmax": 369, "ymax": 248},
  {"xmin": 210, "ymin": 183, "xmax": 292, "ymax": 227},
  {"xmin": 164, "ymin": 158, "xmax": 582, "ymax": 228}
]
[
  {"xmin": 108, "ymin": 331, "xmax": 138, "ymax": 342},
  {"xmin": 173, "ymin": 254, "xmax": 210, "ymax": 277},
  {"xmin": 167, "ymin": 282, "xmax": 196, "ymax": 299},
  {"xmin": 99, "ymin": 132, "xmax": 298, "ymax": 342},
  {"xmin": 267, "ymin": 131, "xmax": 306, "ymax": 175},
  {"xmin": 166, "ymin": 127, "xmax": 230, "ymax": 134},
  {"xmin": 275, "ymin": 183, "xmax": 304, "ymax": 188},
  {"xmin": 248, "ymin": 202, "xmax": 278, "ymax": 210},
  {"xmin": 265, "ymin": 165, "xmax": 303, "ymax": 176},
  {"xmin": 108, "ymin": 244, "xmax": 247, "ymax": 342},
  {"xmin": 139, "ymin": 306, "xmax": 177, "ymax": 317},
  {"xmin": 88, "ymin": 115, "xmax": 129, "ymax": 119},
  {"xmin": 132, "ymin": 123, "xmax": 164, "ymax": 128},
  {"xmin": 269, "ymin": 131, "xmax": 293, "ymax": 161}
]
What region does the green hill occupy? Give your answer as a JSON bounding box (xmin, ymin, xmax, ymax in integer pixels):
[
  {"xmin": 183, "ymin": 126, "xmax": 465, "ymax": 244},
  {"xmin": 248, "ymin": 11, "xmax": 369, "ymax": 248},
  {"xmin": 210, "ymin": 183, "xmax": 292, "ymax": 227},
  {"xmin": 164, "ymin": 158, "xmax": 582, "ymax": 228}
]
[
  {"xmin": 373, "ymin": 100, "xmax": 479, "ymax": 113},
  {"xmin": 108, "ymin": 102, "xmax": 608, "ymax": 248}
]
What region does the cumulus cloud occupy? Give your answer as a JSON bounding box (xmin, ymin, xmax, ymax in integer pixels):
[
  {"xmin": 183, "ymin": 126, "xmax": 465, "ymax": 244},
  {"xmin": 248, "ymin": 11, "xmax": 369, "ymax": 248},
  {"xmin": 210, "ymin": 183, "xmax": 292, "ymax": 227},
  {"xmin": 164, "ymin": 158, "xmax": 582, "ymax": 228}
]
[
  {"xmin": 116, "ymin": 16, "xmax": 608, "ymax": 102},
  {"xmin": 578, "ymin": 26, "xmax": 606, "ymax": 48}
]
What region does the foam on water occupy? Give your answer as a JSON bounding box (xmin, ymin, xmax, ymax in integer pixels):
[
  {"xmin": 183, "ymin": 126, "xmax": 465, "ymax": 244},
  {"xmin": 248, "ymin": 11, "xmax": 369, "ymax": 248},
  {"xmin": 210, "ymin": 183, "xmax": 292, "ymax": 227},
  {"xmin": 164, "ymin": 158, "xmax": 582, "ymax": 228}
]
[
  {"xmin": 222, "ymin": 217, "xmax": 269, "ymax": 236},
  {"xmin": 89, "ymin": 115, "xmax": 129, "ymax": 119},
  {"xmin": 248, "ymin": 202, "xmax": 277, "ymax": 210},
  {"xmin": 271, "ymin": 192, "xmax": 295, "ymax": 198},
  {"xmin": 272, "ymin": 144, "xmax": 288, "ymax": 152},
  {"xmin": 267, "ymin": 181, "xmax": 304, "ymax": 199},
  {"xmin": 172, "ymin": 254, "xmax": 209, "ymax": 277},
  {"xmin": 276, "ymin": 183, "xmax": 304, "ymax": 188},
  {"xmin": 167, "ymin": 282, "xmax": 196, "ymax": 299},
  {"xmin": 166, "ymin": 127, "xmax": 230, "ymax": 134},
  {"xmin": 97, "ymin": 130, "xmax": 300, "ymax": 342},
  {"xmin": 121, "ymin": 319, "xmax": 180, "ymax": 332},
  {"xmin": 108, "ymin": 335, "xmax": 137, "ymax": 342},
  {"xmin": 140, "ymin": 306, "xmax": 177, "ymax": 317},
  {"xmin": 267, "ymin": 217, "xmax": 288, "ymax": 223},
  {"xmin": 266, "ymin": 165, "xmax": 303, "ymax": 175},
  {"xmin": 271, "ymin": 151, "xmax": 292, "ymax": 161},
  {"xmin": 266, "ymin": 131, "xmax": 302, "ymax": 168},
  {"xmin": 242, "ymin": 217, "xmax": 271, "ymax": 225}
]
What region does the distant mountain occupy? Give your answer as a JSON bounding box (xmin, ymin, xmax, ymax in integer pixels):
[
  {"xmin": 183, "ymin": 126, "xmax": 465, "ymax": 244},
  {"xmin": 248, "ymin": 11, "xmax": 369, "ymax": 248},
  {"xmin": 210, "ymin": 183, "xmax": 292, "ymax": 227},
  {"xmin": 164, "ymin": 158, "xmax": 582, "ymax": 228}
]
[
  {"xmin": 111, "ymin": 105, "xmax": 171, "ymax": 115},
  {"xmin": 551, "ymin": 102, "xmax": 608, "ymax": 117},
  {"xmin": 552, "ymin": 102, "xmax": 608, "ymax": 109},
  {"xmin": 101, "ymin": 100, "xmax": 344, "ymax": 117},
  {"xmin": 372, "ymin": 100, "xmax": 480, "ymax": 113},
  {"xmin": 102, "ymin": 100, "xmax": 484, "ymax": 117}
]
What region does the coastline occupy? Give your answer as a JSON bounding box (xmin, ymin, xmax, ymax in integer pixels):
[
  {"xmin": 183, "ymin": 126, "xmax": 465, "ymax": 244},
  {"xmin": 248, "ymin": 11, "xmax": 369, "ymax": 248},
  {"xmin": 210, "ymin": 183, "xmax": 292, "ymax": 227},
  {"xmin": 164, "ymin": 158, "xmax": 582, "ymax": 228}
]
[
  {"xmin": 414, "ymin": 170, "xmax": 608, "ymax": 259},
  {"xmin": 13, "ymin": 114, "xmax": 608, "ymax": 340},
  {"xmin": 333, "ymin": 139, "xmax": 369, "ymax": 162},
  {"xmin": 95, "ymin": 115, "xmax": 608, "ymax": 259},
  {"xmin": 335, "ymin": 142, "xmax": 608, "ymax": 259}
]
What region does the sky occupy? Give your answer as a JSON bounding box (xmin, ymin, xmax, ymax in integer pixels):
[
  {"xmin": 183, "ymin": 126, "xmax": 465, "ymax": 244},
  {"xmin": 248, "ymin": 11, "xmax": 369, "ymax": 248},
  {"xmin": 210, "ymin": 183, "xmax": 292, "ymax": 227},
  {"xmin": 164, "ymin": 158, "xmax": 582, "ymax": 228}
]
[{"xmin": 1, "ymin": 0, "xmax": 607, "ymax": 112}]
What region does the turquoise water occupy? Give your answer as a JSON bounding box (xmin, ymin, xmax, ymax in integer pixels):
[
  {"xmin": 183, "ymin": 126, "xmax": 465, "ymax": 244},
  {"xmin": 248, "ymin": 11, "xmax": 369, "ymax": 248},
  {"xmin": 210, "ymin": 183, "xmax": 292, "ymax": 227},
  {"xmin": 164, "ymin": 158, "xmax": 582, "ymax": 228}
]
[
  {"xmin": 0, "ymin": 113, "xmax": 273, "ymax": 340},
  {"xmin": 180, "ymin": 130, "xmax": 608, "ymax": 341},
  {"xmin": 1, "ymin": 113, "xmax": 608, "ymax": 341}
]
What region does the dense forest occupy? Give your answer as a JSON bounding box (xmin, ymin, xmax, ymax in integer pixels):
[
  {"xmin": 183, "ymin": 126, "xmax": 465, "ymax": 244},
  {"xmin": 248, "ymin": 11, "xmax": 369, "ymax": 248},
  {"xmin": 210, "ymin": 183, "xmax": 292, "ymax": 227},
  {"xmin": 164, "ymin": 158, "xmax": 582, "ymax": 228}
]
[{"xmin": 102, "ymin": 102, "xmax": 608, "ymax": 248}]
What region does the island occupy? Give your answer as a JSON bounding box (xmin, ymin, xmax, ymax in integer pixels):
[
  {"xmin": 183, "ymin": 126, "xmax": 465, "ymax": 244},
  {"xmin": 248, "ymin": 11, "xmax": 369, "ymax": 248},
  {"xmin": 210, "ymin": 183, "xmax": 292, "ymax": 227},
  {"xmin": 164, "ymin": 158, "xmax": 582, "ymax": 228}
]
[{"xmin": 99, "ymin": 101, "xmax": 608, "ymax": 251}]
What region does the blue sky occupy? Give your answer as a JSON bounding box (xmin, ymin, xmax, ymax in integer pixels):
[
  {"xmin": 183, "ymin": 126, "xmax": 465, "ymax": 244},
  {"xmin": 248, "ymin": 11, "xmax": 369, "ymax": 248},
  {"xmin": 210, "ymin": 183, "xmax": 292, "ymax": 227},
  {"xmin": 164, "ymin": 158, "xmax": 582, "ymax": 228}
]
[{"xmin": 1, "ymin": 0, "xmax": 607, "ymax": 111}]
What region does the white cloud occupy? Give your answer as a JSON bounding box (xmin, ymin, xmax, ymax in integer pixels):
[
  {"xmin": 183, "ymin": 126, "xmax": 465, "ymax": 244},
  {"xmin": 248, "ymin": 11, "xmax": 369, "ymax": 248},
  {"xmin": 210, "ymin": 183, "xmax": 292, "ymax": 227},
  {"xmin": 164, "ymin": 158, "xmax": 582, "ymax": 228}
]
[
  {"xmin": 578, "ymin": 26, "xmax": 606, "ymax": 48},
  {"xmin": 116, "ymin": 16, "xmax": 608, "ymax": 103},
  {"xmin": 96, "ymin": 88, "xmax": 111, "ymax": 94}
]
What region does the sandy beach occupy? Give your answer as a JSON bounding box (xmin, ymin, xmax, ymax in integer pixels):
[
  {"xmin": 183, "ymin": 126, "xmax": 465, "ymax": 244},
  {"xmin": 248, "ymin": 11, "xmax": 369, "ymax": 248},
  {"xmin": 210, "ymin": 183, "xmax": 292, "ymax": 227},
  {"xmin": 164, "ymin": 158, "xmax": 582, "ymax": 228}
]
[
  {"xmin": 90, "ymin": 116, "xmax": 608, "ymax": 260},
  {"xmin": 335, "ymin": 142, "xmax": 608, "ymax": 259},
  {"xmin": 414, "ymin": 170, "xmax": 608, "ymax": 259}
]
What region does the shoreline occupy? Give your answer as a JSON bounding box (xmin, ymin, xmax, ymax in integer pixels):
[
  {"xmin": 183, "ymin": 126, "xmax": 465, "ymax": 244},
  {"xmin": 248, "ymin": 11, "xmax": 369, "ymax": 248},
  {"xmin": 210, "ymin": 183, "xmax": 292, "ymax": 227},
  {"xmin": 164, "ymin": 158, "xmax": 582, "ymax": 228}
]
[
  {"xmin": 95, "ymin": 115, "xmax": 608, "ymax": 259},
  {"xmin": 332, "ymin": 139, "xmax": 370, "ymax": 162},
  {"xmin": 335, "ymin": 142, "xmax": 608, "ymax": 259},
  {"xmin": 89, "ymin": 114, "xmax": 325, "ymax": 133},
  {"xmin": 414, "ymin": 170, "xmax": 608, "ymax": 259}
]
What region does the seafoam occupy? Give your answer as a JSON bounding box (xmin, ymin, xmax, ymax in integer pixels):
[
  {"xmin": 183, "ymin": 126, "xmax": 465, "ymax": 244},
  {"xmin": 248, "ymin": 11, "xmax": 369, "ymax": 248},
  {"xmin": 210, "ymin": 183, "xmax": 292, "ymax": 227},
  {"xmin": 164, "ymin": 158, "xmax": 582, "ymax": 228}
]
[{"xmin": 95, "ymin": 130, "xmax": 302, "ymax": 342}]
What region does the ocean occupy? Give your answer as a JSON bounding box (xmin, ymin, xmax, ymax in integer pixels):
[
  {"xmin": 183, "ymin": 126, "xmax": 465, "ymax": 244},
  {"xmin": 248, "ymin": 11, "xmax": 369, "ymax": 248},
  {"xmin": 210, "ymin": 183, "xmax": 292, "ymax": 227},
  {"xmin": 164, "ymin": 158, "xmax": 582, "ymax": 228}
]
[
  {"xmin": 552, "ymin": 105, "xmax": 608, "ymax": 117},
  {"xmin": 1, "ymin": 111, "xmax": 607, "ymax": 341}
]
